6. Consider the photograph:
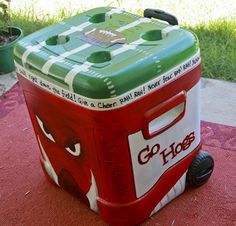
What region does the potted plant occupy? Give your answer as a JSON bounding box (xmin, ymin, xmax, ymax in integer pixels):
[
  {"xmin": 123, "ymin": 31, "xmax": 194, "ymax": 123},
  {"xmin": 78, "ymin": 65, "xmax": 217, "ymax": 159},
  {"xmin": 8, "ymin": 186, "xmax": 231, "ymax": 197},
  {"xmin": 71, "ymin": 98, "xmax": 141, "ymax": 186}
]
[{"xmin": 0, "ymin": 0, "xmax": 23, "ymax": 74}]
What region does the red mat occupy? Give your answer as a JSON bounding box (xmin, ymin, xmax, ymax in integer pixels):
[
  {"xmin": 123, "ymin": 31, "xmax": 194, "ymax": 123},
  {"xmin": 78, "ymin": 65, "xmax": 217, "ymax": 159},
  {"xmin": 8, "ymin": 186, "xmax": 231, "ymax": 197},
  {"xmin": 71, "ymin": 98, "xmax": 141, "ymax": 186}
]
[{"xmin": 0, "ymin": 84, "xmax": 235, "ymax": 226}]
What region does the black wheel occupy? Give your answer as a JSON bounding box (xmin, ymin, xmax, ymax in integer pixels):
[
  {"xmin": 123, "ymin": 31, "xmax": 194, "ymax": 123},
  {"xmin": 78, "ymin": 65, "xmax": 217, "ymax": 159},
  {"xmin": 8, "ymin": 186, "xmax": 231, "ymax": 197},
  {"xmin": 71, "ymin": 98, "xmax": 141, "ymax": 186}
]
[{"xmin": 187, "ymin": 150, "xmax": 214, "ymax": 187}]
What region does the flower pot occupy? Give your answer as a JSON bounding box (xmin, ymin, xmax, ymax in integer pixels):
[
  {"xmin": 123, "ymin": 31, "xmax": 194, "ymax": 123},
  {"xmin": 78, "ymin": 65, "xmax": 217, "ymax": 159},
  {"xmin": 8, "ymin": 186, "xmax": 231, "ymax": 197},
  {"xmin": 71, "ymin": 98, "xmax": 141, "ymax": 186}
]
[{"xmin": 0, "ymin": 27, "xmax": 23, "ymax": 74}]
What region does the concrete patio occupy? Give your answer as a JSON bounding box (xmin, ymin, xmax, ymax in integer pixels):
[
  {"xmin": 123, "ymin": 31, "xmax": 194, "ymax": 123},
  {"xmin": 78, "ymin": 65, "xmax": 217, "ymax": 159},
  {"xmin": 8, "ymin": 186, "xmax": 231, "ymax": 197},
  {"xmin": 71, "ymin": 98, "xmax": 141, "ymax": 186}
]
[{"xmin": 201, "ymin": 78, "xmax": 236, "ymax": 127}]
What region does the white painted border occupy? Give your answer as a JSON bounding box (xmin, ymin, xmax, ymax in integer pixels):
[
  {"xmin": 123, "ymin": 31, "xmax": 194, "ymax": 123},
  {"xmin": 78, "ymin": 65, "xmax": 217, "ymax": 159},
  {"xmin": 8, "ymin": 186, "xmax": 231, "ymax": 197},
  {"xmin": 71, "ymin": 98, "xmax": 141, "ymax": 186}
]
[
  {"xmin": 15, "ymin": 50, "xmax": 200, "ymax": 111},
  {"xmin": 150, "ymin": 170, "xmax": 187, "ymax": 216}
]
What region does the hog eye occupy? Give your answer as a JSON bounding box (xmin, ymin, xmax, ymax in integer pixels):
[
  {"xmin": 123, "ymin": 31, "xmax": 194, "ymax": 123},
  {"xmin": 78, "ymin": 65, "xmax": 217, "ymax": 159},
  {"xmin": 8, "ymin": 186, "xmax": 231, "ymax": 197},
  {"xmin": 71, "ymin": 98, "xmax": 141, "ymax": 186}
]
[
  {"xmin": 36, "ymin": 115, "xmax": 55, "ymax": 142},
  {"xmin": 42, "ymin": 123, "xmax": 50, "ymax": 134},
  {"xmin": 65, "ymin": 143, "xmax": 81, "ymax": 156}
]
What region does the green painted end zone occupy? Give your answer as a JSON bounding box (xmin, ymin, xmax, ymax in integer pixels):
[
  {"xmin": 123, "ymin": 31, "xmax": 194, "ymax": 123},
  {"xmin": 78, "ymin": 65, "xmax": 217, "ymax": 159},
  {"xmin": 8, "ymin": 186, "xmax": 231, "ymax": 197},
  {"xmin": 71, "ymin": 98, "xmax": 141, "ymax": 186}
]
[{"xmin": 14, "ymin": 7, "xmax": 199, "ymax": 99}]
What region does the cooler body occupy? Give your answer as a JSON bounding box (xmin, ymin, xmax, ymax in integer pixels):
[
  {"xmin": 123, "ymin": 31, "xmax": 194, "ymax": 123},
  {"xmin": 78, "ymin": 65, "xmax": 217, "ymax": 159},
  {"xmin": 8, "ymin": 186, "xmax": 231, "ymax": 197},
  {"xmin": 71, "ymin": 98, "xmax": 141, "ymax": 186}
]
[{"xmin": 15, "ymin": 7, "xmax": 202, "ymax": 226}]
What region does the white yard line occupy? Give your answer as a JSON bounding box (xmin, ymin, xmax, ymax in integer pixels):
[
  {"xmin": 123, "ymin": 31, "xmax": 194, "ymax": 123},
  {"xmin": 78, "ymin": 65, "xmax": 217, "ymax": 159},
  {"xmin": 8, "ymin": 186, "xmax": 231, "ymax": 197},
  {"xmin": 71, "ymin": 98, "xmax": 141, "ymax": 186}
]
[
  {"xmin": 161, "ymin": 25, "xmax": 180, "ymax": 38},
  {"xmin": 116, "ymin": 17, "xmax": 151, "ymax": 32},
  {"xmin": 60, "ymin": 21, "xmax": 92, "ymax": 36},
  {"xmin": 41, "ymin": 43, "xmax": 91, "ymax": 74},
  {"xmin": 22, "ymin": 41, "xmax": 46, "ymax": 64},
  {"xmin": 64, "ymin": 63, "xmax": 92, "ymax": 90},
  {"xmin": 111, "ymin": 39, "xmax": 146, "ymax": 56}
]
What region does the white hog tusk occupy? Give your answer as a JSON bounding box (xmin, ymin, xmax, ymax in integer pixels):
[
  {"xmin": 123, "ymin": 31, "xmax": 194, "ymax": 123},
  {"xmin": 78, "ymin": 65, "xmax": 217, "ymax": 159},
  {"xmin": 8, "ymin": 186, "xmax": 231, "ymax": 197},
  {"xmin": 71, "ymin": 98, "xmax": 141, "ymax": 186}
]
[
  {"xmin": 86, "ymin": 171, "xmax": 98, "ymax": 212},
  {"xmin": 35, "ymin": 115, "xmax": 55, "ymax": 142},
  {"xmin": 37, "ymin": 135, "xmax": 59, "ymax": 186}
]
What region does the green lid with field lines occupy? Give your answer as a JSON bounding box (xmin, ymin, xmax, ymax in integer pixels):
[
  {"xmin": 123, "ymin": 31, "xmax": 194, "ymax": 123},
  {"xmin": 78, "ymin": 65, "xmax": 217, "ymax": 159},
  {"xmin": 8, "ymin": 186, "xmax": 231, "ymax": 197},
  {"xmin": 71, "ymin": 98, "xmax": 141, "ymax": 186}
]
[{"xmin": 14, "ymin": 7, "xmax": 200, "ymax": 101}]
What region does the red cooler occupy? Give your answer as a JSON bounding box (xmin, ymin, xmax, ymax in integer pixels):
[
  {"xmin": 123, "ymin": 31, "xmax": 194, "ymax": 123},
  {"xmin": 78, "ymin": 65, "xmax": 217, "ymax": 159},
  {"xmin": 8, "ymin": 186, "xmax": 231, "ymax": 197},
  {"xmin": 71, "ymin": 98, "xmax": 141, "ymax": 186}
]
[{"xmin": 14, "ymin": 7, "xmax": 214, "ymax": 226}]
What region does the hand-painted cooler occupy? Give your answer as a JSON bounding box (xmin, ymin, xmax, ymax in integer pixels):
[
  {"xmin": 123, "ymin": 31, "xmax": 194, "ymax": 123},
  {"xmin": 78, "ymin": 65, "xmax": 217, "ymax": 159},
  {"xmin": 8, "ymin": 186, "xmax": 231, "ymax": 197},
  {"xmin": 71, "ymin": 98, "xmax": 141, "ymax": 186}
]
[{"xmin": 14, "ymin": 7, "xmax": 214, "ymax": 226}]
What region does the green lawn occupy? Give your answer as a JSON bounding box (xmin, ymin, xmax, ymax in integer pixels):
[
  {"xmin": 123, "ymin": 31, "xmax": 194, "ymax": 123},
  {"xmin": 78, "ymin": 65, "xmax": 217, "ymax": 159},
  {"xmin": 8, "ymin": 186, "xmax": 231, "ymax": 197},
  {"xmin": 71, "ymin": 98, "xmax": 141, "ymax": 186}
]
[
  {"xmin": 10, "ymin": 1, "xmax": 236, "ymax": 81},
  {"xmin": 187, "ymin": 18, "xmax": 236, "ymax": 81}
]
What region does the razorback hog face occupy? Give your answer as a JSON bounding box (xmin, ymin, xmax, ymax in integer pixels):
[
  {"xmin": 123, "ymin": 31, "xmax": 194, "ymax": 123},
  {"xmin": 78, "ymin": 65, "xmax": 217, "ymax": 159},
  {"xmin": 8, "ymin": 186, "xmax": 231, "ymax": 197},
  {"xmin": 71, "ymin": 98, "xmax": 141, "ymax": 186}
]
[{"xmin": 33, "ymin": 111, "xmax": 98, "ymax": 211}]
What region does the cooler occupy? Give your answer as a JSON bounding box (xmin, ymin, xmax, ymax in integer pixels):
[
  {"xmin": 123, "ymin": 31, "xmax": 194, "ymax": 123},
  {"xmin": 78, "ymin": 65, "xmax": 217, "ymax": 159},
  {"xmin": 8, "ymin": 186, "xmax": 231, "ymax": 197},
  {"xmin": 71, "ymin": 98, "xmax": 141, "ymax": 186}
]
[{"xmin": 14, "ymin": 7, "xmax": 214, "ymax": 226}]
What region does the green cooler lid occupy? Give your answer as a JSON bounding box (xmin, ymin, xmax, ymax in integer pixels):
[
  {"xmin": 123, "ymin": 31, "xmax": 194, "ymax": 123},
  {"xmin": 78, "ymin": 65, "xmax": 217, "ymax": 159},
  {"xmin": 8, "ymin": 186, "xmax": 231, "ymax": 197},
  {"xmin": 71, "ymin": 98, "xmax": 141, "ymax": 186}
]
[{"xmin": 14, "ymin": 7, "xmax": 200, "ymax": 110}]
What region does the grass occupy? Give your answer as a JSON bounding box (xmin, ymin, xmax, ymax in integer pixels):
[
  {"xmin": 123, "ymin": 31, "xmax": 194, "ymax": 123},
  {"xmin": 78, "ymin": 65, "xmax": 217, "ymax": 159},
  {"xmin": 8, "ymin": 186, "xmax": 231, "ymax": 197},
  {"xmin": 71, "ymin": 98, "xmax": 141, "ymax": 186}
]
[
  {"xmin": 10, "ymin": 10, "xmax": 71, "ymax": 35},
  {"xmin": 186, "ymin": 18, "xmax": 236, "ymax": 81},
  {"xmin": 9, "ymin": 1, "xmax": 236, "ymax": 82}
]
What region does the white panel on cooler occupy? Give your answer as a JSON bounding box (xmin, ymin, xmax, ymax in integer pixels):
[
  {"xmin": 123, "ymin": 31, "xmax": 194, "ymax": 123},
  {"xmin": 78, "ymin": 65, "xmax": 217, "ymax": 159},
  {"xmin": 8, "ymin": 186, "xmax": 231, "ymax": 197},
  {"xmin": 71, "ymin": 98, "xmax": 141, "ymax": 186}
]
[{"xmin": 128, "ymin": 81, "xmax": 200, "ymax": 198}]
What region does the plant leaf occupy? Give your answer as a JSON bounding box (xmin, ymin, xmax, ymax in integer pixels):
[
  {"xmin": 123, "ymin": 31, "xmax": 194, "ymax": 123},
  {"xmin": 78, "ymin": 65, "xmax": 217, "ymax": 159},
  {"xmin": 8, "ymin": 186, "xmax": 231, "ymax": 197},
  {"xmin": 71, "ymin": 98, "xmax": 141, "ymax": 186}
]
[{"xmin": 0, "ymin": 3, "xmax": 8, "ymax": 9}]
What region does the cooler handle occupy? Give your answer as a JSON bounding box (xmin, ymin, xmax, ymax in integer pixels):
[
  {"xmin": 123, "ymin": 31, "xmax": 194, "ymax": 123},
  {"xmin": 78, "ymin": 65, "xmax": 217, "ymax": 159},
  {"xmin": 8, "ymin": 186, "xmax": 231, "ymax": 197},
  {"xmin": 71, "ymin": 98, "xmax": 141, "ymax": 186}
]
[
  {"xmin": 143, "ymin": 91, "xmax": 186, "ymax": 139},
  {"xmin": 144, "ymin": 8, "xmax": 178, "ymax": 25}
]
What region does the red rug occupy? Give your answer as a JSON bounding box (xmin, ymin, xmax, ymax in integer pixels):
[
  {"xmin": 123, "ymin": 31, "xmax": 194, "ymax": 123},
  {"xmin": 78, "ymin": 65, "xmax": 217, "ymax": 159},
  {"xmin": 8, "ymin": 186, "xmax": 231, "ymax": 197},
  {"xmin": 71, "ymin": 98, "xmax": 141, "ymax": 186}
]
[{"xmin": 0, "ymin": 84, "xmax": 235, "ymax": 226}]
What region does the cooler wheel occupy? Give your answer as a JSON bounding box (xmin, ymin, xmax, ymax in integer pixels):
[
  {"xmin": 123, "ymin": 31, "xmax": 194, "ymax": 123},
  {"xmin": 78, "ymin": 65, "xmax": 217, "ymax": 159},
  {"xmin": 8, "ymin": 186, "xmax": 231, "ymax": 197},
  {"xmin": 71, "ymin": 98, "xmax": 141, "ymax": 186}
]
[{"xmin": 187, "ymin": 150, "xmax": 214, "ymax": 187}]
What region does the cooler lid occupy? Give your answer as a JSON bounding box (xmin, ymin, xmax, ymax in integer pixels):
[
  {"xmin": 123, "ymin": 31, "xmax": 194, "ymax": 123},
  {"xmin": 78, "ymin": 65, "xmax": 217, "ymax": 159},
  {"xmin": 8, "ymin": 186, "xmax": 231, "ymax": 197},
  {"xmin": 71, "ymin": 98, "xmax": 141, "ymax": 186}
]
[{"xmin": 14, "ymin": 7, "xmax": 200, "ymax": 106}]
